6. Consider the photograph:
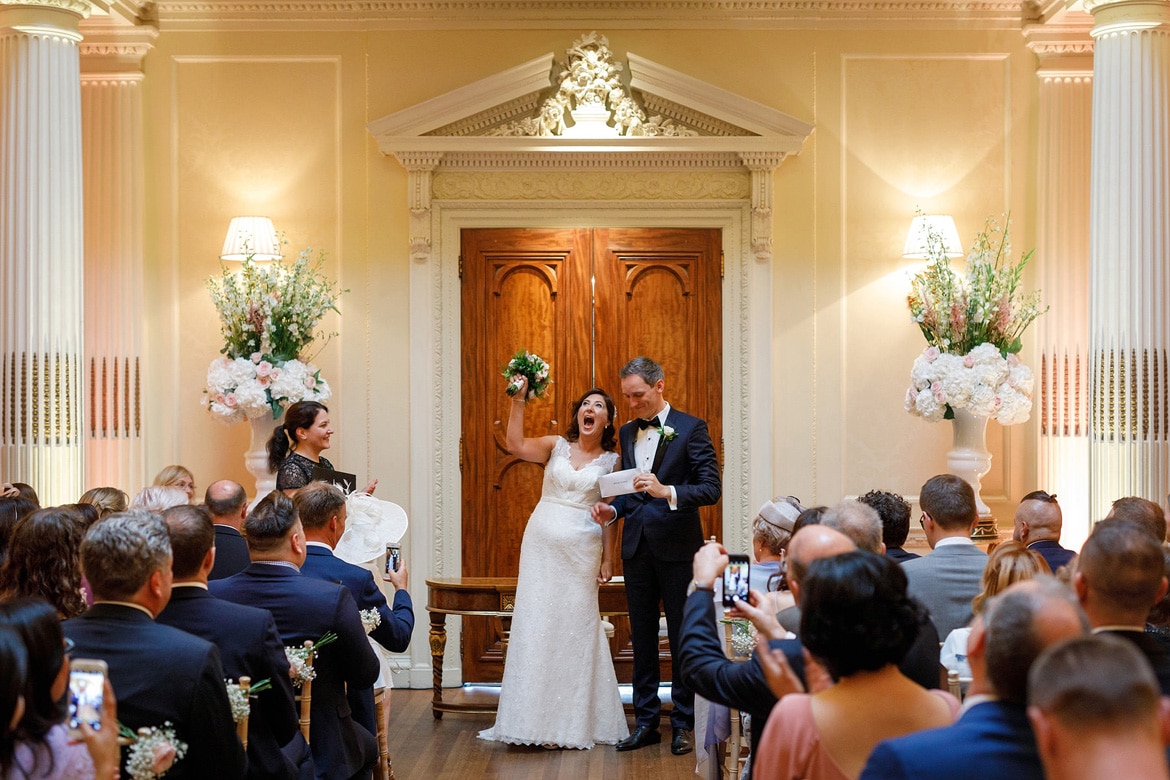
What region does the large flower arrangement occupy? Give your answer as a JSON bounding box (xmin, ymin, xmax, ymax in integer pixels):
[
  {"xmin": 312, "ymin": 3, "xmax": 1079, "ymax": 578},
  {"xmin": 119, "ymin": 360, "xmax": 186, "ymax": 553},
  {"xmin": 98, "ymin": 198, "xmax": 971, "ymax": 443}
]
[
  {"xmin": 203, "ymin": 246, "xmax": 341, "ymax": 424},
  {"xmin": 904, "ymin": 215, "xmax": 1046, "ymax": 424}
]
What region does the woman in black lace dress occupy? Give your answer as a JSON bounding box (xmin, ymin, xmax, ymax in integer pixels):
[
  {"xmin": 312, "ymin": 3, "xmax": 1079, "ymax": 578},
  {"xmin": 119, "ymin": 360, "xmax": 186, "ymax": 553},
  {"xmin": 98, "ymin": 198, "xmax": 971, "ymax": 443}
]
[{"xmin": 267, "ymin": 401, "xmax": 376, "ymax": 494}]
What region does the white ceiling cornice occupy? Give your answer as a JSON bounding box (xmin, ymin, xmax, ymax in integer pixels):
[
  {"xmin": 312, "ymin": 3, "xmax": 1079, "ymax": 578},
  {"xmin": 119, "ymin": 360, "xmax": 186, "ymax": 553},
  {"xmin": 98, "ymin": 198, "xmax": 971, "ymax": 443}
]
[{"xmin": 151, "ymin": 0, "xmax": 1030, "ymax": 32}]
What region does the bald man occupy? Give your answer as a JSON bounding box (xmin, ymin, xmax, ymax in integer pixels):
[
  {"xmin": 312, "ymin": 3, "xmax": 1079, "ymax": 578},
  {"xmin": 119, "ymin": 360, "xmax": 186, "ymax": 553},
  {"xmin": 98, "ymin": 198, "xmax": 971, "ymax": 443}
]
[{"xmin": 1013, "ymin": 491, "xmax": 1074, "ymax": 573}]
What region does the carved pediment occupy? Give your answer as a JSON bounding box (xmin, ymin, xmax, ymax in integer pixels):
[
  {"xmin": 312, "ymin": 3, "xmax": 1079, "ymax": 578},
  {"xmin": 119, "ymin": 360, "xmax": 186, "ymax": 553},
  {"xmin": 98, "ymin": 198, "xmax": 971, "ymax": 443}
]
[{"xmin": 367, "ymin": 32, "xmax": 813, "ymax": 168}]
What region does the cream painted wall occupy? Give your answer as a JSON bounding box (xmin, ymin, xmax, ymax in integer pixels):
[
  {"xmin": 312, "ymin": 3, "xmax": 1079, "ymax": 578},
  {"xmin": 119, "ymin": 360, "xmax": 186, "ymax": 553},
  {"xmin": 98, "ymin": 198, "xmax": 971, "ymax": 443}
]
[{"xmin": 138, "ymin": 25, "xmax": 1040, "ymax": 529}]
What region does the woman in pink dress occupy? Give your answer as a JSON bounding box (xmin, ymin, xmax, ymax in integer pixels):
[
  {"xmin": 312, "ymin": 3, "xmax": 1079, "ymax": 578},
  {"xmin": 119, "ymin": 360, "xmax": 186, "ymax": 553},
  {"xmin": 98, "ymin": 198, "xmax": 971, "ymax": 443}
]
[{"xmin": 754, "ymin": 551, "xmax": 960, "ymax": 780}]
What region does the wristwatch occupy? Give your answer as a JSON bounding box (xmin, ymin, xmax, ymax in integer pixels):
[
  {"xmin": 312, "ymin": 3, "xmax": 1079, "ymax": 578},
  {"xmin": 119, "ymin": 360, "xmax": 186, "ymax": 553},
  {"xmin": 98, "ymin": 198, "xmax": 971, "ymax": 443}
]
[{"xmin": 686, "ymin": 580, "xmax": 715, "ymax": 596}]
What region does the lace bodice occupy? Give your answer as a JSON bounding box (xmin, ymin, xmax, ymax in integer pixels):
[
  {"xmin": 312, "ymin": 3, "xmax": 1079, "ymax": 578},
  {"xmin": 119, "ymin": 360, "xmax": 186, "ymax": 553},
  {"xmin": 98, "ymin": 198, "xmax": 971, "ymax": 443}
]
[{"xmin": 542, "ymin": 438, "xmax": 619, "ymax": 505}]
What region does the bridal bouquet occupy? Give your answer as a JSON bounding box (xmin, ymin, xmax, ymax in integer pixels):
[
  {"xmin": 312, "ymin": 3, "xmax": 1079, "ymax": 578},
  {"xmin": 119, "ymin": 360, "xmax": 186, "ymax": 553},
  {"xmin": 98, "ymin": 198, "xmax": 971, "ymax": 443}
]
[
  {"xmin": 503, "ymin": 351, "xmax": 551, "ymax": 399},
  {"xmin": 203, "ymin": 245, "xmax": 342, "ymax": 423},
  {"xmin": 904, "ymin": 215, "xmax": 1046, "ymax": 423}
]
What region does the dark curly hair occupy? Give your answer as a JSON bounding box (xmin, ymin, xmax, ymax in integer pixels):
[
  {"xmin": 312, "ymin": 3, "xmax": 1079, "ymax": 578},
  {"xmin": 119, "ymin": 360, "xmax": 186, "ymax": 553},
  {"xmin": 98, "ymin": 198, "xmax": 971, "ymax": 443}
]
[
  {"xmin": 0, "ymin": 598, "xmax": 67, "ymax": 775},
  {"xmin": 0, "ymin": 507, "xmax": 86, "ymax": 618},
  {"xmin": 0, "ymin": 497, "xmax": 37, "ymax": 565},
  {"xmin": 858, "ymin": 489, "xmax": 913, "ymax": 549},
  {"xmin": 564, "ymin": 388, "xmax": 618, "ymax": 452},
  {"xmin": 799, "ymin": 550, "xmax": 924, "ymax": 679},
  {"xmin": 266, "ymin": 400, "xmax": 328, "ymax": 473}
]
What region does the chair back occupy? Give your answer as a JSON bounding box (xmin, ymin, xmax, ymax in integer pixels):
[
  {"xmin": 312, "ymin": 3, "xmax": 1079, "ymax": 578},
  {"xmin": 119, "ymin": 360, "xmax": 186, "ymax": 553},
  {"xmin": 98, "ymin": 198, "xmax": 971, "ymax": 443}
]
[
  {"xmin": 293, "ymin": 640, "xmax": 315, "ymax": 743},
  {"xmin": 373, "ymin": 686, "xmax": 393, "ymax": 780},
  {"xmin": 236, "ymin": 676, "xmax": 252, "ymax": 749}
]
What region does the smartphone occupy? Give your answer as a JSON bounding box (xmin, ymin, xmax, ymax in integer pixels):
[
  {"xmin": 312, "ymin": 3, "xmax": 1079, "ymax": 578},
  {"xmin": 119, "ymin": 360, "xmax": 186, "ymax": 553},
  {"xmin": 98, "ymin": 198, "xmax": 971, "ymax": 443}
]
[
  {"xmin": 385, "ymin": 542, "xmax": 401, "ymax": 574},
  {"xmin": 67, "ymin": 658, "xmax": 107, "ymax": 737},
  {"xmin": 722, "ymin": 554, "xmax": 751, "ymax": 608}
]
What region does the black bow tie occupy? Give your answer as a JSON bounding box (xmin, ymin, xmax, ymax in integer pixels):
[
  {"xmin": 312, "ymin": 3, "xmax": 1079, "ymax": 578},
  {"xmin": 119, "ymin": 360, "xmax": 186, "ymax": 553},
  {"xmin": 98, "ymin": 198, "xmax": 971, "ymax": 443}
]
[{"xmin": 636, "ymin": 417, "xmax": 658, "ymax": 430}]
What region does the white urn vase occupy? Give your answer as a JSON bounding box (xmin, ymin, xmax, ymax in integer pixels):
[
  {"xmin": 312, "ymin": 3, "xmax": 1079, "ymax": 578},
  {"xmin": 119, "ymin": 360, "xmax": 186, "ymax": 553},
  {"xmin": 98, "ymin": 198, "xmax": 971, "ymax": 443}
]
[
  {"xmin": 245, "ymin": 411, "xmax": 283, "ymax": 508},
  {"xmin": 946, "ymin": 407, "xmax": 998, "ymax": 540}
]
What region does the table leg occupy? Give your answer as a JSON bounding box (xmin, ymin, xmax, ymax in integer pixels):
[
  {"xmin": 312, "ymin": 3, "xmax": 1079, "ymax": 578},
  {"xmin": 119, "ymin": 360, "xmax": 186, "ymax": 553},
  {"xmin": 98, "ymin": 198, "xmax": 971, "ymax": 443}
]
[{"xmin": 428, "ymin": 611, "xmax": 447, "ymax": 720}]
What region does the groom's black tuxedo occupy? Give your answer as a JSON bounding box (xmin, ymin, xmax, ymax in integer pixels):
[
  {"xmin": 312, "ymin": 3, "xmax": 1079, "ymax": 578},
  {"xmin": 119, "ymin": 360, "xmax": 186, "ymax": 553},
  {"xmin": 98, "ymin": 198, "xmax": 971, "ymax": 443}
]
[{"xmin": 610, "ymin": 406, "xmax": 721, "ymax": 730}]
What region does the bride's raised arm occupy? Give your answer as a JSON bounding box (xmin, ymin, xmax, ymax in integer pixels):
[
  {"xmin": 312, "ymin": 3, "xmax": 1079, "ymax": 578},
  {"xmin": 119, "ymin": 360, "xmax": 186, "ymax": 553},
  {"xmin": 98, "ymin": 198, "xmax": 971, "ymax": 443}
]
[{"xmin": 505, "ymin": 376, "xmax": 558, "ymax": 464}]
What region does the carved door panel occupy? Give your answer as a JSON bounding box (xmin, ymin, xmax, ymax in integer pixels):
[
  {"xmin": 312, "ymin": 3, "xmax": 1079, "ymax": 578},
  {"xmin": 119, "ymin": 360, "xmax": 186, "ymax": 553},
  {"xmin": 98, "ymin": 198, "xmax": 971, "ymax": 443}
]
[{"xmin": 460, "ymin": 227, "xmax": 722, "ymax": 683}]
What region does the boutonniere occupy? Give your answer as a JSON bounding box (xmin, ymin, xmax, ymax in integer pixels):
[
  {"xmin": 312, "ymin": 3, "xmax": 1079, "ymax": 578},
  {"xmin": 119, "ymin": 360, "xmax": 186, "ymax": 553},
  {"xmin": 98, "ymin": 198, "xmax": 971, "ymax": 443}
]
[{"xmin": 658, "ymin": 424, "xmax": 677, "ymax": 442}]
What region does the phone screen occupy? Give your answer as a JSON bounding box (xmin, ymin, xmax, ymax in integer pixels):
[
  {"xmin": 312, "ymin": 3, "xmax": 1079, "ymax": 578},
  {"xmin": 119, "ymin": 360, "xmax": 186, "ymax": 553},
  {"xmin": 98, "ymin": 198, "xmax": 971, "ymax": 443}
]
[
  {"xmin": 68, "ymin": 666, "xmax": 105, "ymax": 732},
  {"xmin": 722, "ymin": 555, "xmax": 751, "ymax": 608},
  {"xmin": 385, "ymin": 543, "xmax": 401, "ymax": 574}
]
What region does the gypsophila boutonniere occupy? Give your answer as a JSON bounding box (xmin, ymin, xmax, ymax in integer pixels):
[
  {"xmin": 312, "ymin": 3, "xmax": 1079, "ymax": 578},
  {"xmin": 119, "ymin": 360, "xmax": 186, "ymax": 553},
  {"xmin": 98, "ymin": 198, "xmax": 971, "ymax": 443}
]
[
  {"xmin": 225, "ymin": 678, "xmax": 272, "ymax": 724},
  {"xmin": 285, "ymin": 631, "xmax": 338, "ymax": 687},
  {"xmin": 359, "ymin": 608, "xmax": 382, "ymax": 635},
  {"xmin": 658, "ymin": 424, "xmax": 677, "ymax": 442},
  {"xmin": 119, "ymin": 721, "xmax": 187, "ymax": 780}
]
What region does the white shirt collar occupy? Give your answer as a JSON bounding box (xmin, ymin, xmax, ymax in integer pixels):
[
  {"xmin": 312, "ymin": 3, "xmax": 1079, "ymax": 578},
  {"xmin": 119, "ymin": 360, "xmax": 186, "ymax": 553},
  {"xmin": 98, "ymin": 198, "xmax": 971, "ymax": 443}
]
[
  {"xmin": 172, "ymin": 582, "xmax": 209, "ymax": 591},
  {"xmin": 935, "ymin": 536, "xmax": 977, "ymax": 548},
  {"xmin": 306, "ymin": 541, "xmax": 334, "ymax": 551}
]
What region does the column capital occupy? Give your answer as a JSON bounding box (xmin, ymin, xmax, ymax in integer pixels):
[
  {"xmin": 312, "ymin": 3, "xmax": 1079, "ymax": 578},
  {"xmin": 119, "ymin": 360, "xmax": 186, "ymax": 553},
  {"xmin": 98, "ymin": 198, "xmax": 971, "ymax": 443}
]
[
  {"xmin": 0, "ymin": 0, "xmax": 91, "ymax": 34},
  {"xmin": 1082, "ymin": 0, "xmax": 1170, "ymax": 33},
  {"xmin": 1024, "ymin": 17, "xmax": 1096, "ymax": 75},
  {"xmin": 79, "ymin": 16, "xmax": 157, "ymax": 75}
]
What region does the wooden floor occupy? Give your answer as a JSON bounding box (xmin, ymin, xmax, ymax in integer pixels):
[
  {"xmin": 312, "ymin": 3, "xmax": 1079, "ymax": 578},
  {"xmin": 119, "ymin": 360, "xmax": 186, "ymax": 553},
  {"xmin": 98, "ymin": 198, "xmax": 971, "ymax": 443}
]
[{"xmin": 384, "ymin": 688, "xmax": 701, "ymax": 780}]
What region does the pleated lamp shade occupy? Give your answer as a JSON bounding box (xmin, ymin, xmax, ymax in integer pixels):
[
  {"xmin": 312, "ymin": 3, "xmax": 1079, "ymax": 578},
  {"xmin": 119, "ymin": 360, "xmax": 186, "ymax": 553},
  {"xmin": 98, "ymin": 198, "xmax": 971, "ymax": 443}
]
[{"xmin": 220, "ymin": 216, "xmax": 283, "ymax": 261}]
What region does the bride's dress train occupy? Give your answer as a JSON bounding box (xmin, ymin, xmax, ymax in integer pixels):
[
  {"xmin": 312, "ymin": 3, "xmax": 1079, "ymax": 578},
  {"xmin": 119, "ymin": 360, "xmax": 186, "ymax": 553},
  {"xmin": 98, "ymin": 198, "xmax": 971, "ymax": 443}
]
[{"xmin": 478, "ymin": 437, "xmax": 629, "ymax": 749}]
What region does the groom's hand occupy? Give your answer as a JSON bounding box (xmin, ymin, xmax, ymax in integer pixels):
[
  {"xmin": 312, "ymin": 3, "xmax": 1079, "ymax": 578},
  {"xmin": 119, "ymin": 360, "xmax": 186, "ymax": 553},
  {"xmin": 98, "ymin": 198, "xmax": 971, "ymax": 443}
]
[
  {"xmin": 591, "ymin": 502, "xmax": 617, "ymax": 526},
  {"xmin": 635, "ymin": 472, "xmax": 669, "ymax": 500}
]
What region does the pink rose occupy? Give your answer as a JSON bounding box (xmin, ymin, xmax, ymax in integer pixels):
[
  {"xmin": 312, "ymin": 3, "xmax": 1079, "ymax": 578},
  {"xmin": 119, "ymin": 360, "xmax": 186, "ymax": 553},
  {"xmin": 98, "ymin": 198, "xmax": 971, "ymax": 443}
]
[
  {"xmin": 1007, "ymin": 353, "xmax": 1020, "ymax": 366},
  {"xmin": 924, "ymin": 346, "xmax": 941, "ymax": 362},
  {"xmin": 270, "ymin": 368, "xmax": 282, "ymax": 380},
  {"xmin": 257, "ymin": 375, "xmax": 271, "ymax": 388},
  {"xmin": 964, "ymin": 354, "xmax": 975, "ymax": 368},
  {"xmin": 251, "ymin": 352, "xmax": 262, "ymax": 364},
  {"xmin": 303, "ymin": 375, "xmax": 316, "ymax": 389},
  {"xmin": 256, "ymin": 361, "xmax": 273, "ymax": 377},
  {"xmin": 931, "ymin": 381, "xmax": 944, "ymax": 402},
  {"xmin": 224, "ymin": 393, "xmax": 237, "ymax": 408},
  {"xmin": 151, "ymin": 742, "xmax": 177, "ymax": 775}
]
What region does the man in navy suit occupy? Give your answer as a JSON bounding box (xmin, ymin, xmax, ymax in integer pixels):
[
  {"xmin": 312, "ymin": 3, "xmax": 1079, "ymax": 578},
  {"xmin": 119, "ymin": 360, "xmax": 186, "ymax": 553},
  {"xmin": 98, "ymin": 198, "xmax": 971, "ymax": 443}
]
[
  {"xmin": 156, "ymin": 504, "xmax": 311, "ymax": 779},
  {"xmin": 64, "ymin": 511, "xmax": 246, "ymax": 780},
  {"xmin": 295, "ymin": 482, "xmax": 414, "ymax": 740},
  {"xmin": 207, "ymin": 480, "xmax": 252, "ymax": 580},
  {"xmin": 861, "ymin": 577, "xmax": 1088, "ymax": 780},
  {"xmin": 901, "ymin": 474, "xmax": 988, "ymax": 637},
  {"xmin": 1012, "ymin": 490, "xmax": 1076, "ymax": 573},
  {"xmin": 1073, "ymin": 518, "xmax": 1170, "ymax": 694},
  {"xmin": 591, "ymin": 356, "xmax": 722, "ymax": 755},
  {"xmin": 211, "ymin": 491, "xmax": 381, "ymax": 780}
]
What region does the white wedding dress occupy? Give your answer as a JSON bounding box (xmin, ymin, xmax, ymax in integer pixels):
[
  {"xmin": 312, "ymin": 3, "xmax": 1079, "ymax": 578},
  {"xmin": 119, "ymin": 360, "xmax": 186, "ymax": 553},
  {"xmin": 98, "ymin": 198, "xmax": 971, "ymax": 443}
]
[{"xmin": 478, "ymin": 437, "xmax": 630, "ymax": 749}]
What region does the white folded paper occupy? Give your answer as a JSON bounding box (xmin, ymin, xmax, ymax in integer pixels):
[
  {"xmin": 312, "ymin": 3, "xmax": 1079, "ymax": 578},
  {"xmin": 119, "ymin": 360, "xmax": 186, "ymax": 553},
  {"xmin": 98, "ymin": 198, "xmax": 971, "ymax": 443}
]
[{"xmin": 599, "ymin": 468, "xmax": 643, "ymax": 498}]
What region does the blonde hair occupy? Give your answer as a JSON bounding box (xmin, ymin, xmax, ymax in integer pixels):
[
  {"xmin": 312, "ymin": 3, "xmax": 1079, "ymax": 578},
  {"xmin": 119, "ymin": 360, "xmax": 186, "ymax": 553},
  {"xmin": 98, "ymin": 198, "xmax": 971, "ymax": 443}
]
[
  {"xmin": 78, "ymin": 487, "xmax": 129, "ymax": 519},
  {"xmin": 972, "ymin": 540, "xmax": 1052, "ymax": 614},
  {"xmin": 152, "ymin": 465, "xmax": 194, "ymax": 490},
  {"xmin": 130, "ymin": 486, "xmax": 188, "ymax": 513}
]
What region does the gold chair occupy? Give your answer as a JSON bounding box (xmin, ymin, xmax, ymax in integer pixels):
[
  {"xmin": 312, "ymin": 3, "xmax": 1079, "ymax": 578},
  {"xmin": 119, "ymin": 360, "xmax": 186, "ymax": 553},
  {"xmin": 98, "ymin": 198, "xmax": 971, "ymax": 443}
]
[
  {"xmin": 294, "ymin": 640, "xmax": 315, "ymax": 743},
  {"xmin": 722, "ymin": 618, "xmax": 751, "ymax": 779},
  {"xmin": 236, "ymin": 676, "xmax": 252, "ymax": 750},
  {"xmin": 372, "ymin": 687, "xmax": 393, "ymax": 780},
  {"xmin": 947, "ymin": 669, "xmax": 963, "ymax": 701}
]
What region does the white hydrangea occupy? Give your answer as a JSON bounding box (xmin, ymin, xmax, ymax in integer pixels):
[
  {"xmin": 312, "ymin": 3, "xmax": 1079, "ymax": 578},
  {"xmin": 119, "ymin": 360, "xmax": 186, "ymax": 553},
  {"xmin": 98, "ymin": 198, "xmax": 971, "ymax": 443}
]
[
  {"xmin": 905, "ymin": 343, "xmax": 1033, "ymax": 426},
  {"xmin": 203, "ymin": 356, "xmax": 332, "ymax": 425}
]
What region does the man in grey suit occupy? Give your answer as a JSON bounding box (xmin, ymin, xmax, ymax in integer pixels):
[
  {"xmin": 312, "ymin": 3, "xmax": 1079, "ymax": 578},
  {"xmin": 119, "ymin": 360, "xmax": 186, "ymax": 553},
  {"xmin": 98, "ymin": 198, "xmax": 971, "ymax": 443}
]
[{"xmin": 901, "ymin": 474, "xmax": 987, "ymax": 636}]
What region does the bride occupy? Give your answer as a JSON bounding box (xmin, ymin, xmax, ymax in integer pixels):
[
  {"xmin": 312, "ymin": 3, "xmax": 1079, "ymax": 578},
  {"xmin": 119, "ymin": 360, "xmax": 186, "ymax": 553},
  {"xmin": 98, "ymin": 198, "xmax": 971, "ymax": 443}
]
[{"xmin": 478, "ymin": 377, "xmax": 630, "ymax": 749}]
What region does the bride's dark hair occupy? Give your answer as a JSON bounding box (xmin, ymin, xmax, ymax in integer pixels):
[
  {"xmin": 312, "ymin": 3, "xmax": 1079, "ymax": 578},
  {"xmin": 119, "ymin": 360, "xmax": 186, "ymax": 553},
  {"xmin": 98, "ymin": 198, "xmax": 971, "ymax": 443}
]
[{"xmin": 564, "ymin": 388, "xmax": 618, "ymax": 452}]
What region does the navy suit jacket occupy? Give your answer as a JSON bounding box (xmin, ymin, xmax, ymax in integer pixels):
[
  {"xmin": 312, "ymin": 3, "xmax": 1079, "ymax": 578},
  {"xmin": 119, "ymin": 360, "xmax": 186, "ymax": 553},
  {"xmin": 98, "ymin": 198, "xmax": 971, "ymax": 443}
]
[
  {"xmin": 861, "ymin": 700, "xmax": 1042, "ymax": 780},
  {"xmin": 210, "ymin": 525, "xmax": 252, "ymax": 581},
  {"xmin": 301, "ymin": 545, "xmax": 414, "ymax": 738},
  {"xmin": 885, "ymin": 547, "xmax": 921, "ymax": 563},
  {"xmin": 1026, "ymin": 539, "xmax": 1076, "ymax": 573},
  {"xmin": 609, "ymin": 408, "xmax": 722, "ymax": 561},
  {"xmin": 1101, "ymin": 629, "xmax": 1170, "ymax": 695},
  {"xmin": 156, "ymin": 585, "xmax": 305, "ymax": 779},
  {"xmin": 63, "ymin": 603, "xmax": 246, "ymax": 780},
  {"xmin": 210, "ymin": 564, "xmax": 380, "ymax": 780}
]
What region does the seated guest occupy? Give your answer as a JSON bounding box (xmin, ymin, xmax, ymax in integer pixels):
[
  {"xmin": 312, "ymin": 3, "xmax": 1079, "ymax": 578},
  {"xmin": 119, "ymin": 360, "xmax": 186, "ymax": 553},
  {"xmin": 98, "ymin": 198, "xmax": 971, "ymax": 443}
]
[
  {"xmin": 210, "ymin": 492, "xmax": 380, "ymax": 780},
  {"xmin": 77, "ymin": 487, "xmax": 128, "ymax": 520},
  {"xmin": 0, "ymin": 625, "xmax": 31, "ymax": 776},
  {"xmin": 129, "ymin": 485, "xmax": 188, "ymax": 512},
  {"xmin": 902, "ymin": 474, "xmax": 988, "ymax": 637},
  {"xmin": 295, "ymin": 482, "xmax": 414, "ymax": 740},
  {"xmin": 155, "ymin": 505, "xmax": 309, "ymax": 780},
  {"xmin": 1074, "ymin": 518, "xmax": 1170, "ymax": 693},
  {"xmin": 751, "ymin": 496, "xmax": 804, "ymax": 611},
  {"xmin": 0, "ymin": 482, "xmax": 39, "ymax": 506},
  {"xmin": 1013, "ymin": 491, "xmax": 1075, "ymax": 572},
  {"xmin": 753, "ymin": 552, "xmax": 959, "ymax": 780},
  {"xmin": 153, "ymin": 464, "xmax": 196, "ymax": 504},
  {"xmin": 861, "ymin": 578, "xmax": 1089, "ymax": 780},
  {"xmin": 0, "ymin": 496, "xmax": 37, "ymax": 565},
  {"xmin": 1105, "ymin": 496, "xmax": 1166, "ymax": 542},
  {"xmin": 0, "ymin": 598, "xmax": 120, "ymax": 780},
  {"xmin": 1027, "ymin": 635, "xmax": 1170, "ymax": 780},
  {"xmin": 64, "ymin": 511, "xmax": 246, "ymax": 779},
  {"xmin": 205, "ymin": 480, "xmax": 252, "ymax": 581},
  {"xmin": 941, "ymin": 541, "xmax": 1051, "ymax": 679},
  {"xmin": 1146, "ymin": 546, "xmax": 1170, "ymax": 646},
  {"xmin": 859, "ymin": 489, "xmax": 918, "ymax": 563},
  {"xmin": 0, "ymin": 507, "xmax": 87, "ymax": 619}
]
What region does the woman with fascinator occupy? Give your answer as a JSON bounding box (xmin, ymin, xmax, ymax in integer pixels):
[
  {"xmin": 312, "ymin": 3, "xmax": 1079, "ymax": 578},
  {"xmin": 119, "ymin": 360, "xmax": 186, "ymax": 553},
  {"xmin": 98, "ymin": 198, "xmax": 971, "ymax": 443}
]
[
  {"xmin": 752, "ymin": 496, "xmax": 805, "ymax": 614},
  {"xmin": 478, "ymin": 378, "xmax": 629, "ymax": 750}
]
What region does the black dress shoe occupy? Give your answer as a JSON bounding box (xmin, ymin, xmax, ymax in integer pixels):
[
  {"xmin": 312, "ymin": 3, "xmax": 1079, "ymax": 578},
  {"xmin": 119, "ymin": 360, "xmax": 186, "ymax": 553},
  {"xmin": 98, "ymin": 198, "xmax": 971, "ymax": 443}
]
[
  {"xmin": 670, "ymin": 727, "xmax": 693, "ymax": 756},
  {"xmin": 615, "ymin": 725, "xmax": 661, "ymax": 751}
]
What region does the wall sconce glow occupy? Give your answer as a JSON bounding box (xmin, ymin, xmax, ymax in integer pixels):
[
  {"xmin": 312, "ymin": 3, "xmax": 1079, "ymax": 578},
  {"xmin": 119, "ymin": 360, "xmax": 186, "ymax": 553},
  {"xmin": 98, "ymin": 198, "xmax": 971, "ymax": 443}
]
[
  {"xmin": 220, "ymin": 216, "xmax": 282, "ymax": 261},
  {"xmin": 902, "ymin": 215, "xmax": 964, "ymax": 260}
]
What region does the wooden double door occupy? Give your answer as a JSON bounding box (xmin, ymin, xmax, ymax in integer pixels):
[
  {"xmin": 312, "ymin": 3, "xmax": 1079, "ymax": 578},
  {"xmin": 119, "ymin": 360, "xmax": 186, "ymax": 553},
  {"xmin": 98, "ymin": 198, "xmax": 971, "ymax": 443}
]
[{"xmin": 460, "ymin": 226, "xmax": 723, "ymax": 682}]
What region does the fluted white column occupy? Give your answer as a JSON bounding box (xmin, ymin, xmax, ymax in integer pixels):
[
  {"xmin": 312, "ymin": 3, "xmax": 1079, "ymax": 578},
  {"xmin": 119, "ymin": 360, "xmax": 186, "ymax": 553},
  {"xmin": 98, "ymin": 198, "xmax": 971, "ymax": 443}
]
[
  {"xmin": 1025, "ymin": 21, "xmax": 1094, "ymax": 546},
  {"xmin": 80, "ymin": 28, "xmax": 153, "ymax": 493},
  {"xmin": 0, "ymin": 0, "xmax": 89, "ymax": 503},
  {"xmin": 1086, "ymin": 0, "xmax": 1170, "ymax": 522}
]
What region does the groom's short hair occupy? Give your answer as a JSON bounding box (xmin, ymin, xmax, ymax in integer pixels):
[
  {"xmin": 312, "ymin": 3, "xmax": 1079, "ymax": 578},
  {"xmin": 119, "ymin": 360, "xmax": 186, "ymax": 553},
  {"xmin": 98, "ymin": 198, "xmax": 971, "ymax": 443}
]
[{"xmin": 620, "ymin": 356, "xmax": 664, "ymax": 385}]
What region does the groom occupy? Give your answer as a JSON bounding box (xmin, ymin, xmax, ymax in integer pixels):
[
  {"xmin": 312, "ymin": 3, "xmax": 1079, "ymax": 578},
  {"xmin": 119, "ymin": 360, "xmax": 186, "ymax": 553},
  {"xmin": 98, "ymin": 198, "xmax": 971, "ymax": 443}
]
[{"xmin": 591, "ymin": 356, "xmax": 722, "ymax": 755}]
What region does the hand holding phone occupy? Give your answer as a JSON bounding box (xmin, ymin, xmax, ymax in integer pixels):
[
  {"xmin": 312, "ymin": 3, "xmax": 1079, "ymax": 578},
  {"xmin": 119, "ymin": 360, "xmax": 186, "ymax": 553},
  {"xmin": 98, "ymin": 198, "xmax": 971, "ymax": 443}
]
[
  {"xmin": 67, "ymin": 658, "xmax": 108, "ymax": 737},
  {"xmin": 722, "ymin": 554, "xmax": 751, "ymax": 608}
]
